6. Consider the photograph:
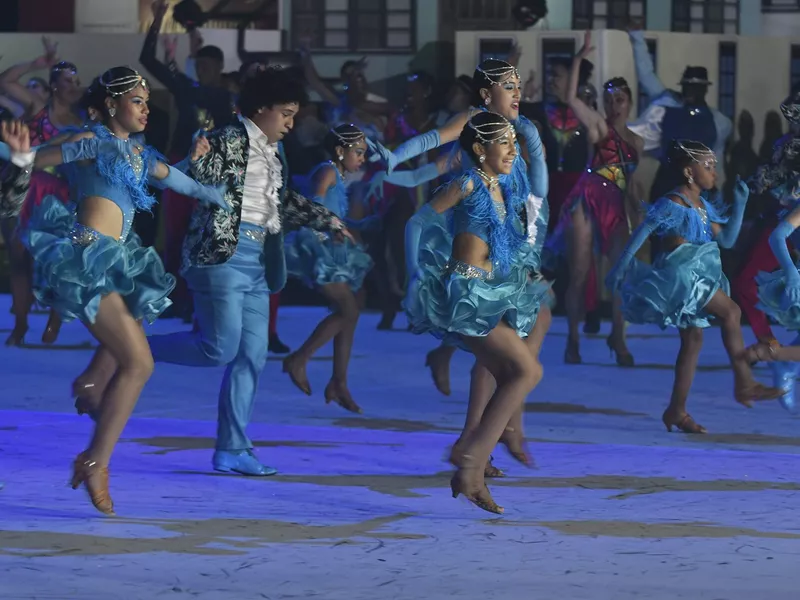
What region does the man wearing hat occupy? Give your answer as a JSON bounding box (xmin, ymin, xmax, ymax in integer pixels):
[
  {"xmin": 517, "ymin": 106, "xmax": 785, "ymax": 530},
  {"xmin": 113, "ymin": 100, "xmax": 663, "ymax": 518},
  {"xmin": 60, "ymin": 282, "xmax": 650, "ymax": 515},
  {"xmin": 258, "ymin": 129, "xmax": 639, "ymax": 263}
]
[{"xmin": 627, "ymin": 28, "xmax": 732, "ymax": 200}]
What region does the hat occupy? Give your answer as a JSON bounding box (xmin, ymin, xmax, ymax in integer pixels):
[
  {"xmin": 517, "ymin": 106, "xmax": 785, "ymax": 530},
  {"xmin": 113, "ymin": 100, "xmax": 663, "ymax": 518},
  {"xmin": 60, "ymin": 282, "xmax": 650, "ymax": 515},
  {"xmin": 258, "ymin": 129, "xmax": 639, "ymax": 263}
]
[{"xmin": 679, "ymin": 66, "xmax": 711, "ymax": 86}]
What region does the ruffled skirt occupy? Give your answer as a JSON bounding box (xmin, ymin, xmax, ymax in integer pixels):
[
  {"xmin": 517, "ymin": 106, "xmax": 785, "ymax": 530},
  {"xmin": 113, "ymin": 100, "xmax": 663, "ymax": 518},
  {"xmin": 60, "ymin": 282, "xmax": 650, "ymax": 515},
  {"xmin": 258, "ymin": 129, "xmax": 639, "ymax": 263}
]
[
  {"xmin": 619, "ymin": 242, "xmax": 727, "ymax": 329},
  {"xmin": 756, "ymin": 267, "xmax": 800, "ymax": 330},
  {"xmin": 20, "ymin": 195, "xmax": 175, "ymax": 324},
  {"xmin": 285, "ymin": 228, "xmax": 373, "ymax": 291},
  {"xmin": 548, "ymin": 171, "xmax": 627, "ymax": 256},
  {"xmin": 18, "ymin": 171, "xmax": 72, "ymax": 227},
  {"xmin": 403, "ymin": 216, "xmax": 550, "ymax": 351}
]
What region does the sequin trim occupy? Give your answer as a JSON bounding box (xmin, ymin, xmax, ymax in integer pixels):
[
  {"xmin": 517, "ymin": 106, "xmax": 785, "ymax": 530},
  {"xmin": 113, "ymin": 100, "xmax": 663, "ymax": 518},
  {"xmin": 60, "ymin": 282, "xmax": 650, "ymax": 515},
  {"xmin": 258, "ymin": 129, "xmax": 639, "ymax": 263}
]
[
  {"xmin": 242, "ymin": 228, "xmax": 267, "ymax": 244},
  {"xmin": 69, "ymin": 223, "xmax": 102, "ymax": 247},
  {"xmin": 442, "ymin": 258, "xmax": 494, "ymax": 281}
]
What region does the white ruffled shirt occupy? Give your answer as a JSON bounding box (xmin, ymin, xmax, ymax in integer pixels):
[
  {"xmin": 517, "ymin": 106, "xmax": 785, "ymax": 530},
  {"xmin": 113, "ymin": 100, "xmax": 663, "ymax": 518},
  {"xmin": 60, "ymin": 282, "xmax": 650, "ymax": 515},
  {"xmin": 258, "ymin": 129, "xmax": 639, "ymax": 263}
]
[{"xmin": 240, "ymin": 116, "xmax": 283, "ymax": 233}]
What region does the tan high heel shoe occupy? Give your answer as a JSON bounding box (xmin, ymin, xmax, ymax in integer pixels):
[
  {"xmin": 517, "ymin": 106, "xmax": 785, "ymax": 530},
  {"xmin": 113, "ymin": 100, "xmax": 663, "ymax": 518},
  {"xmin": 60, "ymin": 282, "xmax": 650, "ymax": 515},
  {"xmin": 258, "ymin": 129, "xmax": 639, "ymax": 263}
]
[
  {"xmin": 450, "ymin": 458, "xmax": 504, "ymax": 515},
  {"xmin": 71, "ymin": 452, "xmax": 115, "ymax": 516},
  {"xmin": 324, "ymin": 379, "xmax": 362, "ymax": 414}
]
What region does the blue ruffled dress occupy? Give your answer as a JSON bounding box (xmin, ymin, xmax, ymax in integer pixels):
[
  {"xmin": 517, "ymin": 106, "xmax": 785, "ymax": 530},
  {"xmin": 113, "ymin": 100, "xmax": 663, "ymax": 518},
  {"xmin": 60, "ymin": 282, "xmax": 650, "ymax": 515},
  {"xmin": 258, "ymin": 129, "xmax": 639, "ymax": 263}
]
[
  {"xmin": 20, "ymin": 125, "xmax": 175, "ymax": 324},
  {"xmin": 285, "ymin": 162, "xmax": 374, "ymax": 291},
  {"xmin": 403, "ymin": 170, "xmax": 551, "ymax": 351},
  {"xmin": 618, "ymin": 193, "xmax": 729, "ymax": 329}
]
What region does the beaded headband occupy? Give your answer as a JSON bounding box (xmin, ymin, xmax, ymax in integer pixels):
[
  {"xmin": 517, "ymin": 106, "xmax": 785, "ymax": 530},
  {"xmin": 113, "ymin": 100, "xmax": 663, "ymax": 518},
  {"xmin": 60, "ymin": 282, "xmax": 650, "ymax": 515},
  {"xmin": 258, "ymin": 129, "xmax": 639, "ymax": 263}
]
[
  {"xmin": 604, "ymin": 80, "xmax": 630, "ymax": 96},
  {"xmin": 673, "ymin": 140, "xmax": 716, "ymax": 167},
  {"xmin": 99, "ymin": 70, "xmax": 148, "ymax": 97},
  {"xmin": 468, "ymin": 114, "xmax": 514, "ymax": 144},
  {"xmin": 476, "ymin": 60, "xmax": 520, "ymax": 86},
  {"xmin": 331, "ymin": 125, "xmax": 365, "ymax": 148}
]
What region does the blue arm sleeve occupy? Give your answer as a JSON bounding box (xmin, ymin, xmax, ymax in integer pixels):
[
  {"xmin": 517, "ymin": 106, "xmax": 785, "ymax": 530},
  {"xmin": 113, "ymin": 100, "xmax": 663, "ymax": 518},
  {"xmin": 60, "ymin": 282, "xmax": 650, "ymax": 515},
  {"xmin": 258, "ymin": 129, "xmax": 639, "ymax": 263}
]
[
  {"xmin": 61, "ymin": 137, "xmax": 102, "ymax": 164},
  {"xmin": 384, "ymin": 162, "xmax": 440, "ymax": 188},
  {"xmin": 514, "ymin": 116, "xmax": 548, "ymax": 199},
  {"xmin": 605, "ymin": 218, "xmax": 656, "ymax": 291},
  {"xmin": 715, "ymin": 201, "xmax": 745, "ymax": 249},
  {"xmin": 389, "ymin": 130, "xmax": 441, "ymax": 173},
  {"xmin": 770, "ymin": 219, "xmax": 800, "ymax": 285},
  {"xmin": 172, "ymin": 156, "xmax": 191, "ymax": 174},
  {"xmin": 151, "ymin": 165, "xmax": 231, "ymax": 212},
  {"xmin": 405, "ymin": 203, "xmax": 443, "ymax": 276}
]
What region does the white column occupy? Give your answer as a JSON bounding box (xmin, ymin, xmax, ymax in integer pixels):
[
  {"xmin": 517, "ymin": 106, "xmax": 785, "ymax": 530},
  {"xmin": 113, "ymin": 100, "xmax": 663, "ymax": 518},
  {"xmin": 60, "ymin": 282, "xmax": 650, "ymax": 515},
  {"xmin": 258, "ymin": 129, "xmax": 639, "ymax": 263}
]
[{"xmin": 74, "ymin": 0, "xmax": 141, "ymax": 34}]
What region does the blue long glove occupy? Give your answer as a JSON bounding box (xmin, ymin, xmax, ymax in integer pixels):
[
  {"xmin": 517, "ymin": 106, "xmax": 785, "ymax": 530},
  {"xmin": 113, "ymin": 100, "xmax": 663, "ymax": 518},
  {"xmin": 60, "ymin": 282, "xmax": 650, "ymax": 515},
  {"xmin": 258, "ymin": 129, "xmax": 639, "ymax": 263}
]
[
  {"xmin": 769, "ymin": 218, "xmax": 800, "ymax": 308},
  {"xmin": 385, "ymin": 162, "xmax": 440, "ymax": 188},
  {"xmin": 151, "ymin": 165, "xmax": 232, "ymax": 212},
  {"xmin": 605, "ymin": 218, "xmax": 656, "ymax": 293},
  {"xmin": 385, "ymin": 130, "xmax": 441, "ymax": 174},
  {"xmin": 405, "ymin": 203, "xmax": 442, "ymax": 282},
  {"xmin": 512, "ymin": 116, "xmax": 548, "ymax": 199},
  {"xmin": 715, "ymin": 178, "xmax": 748, "ymax": 248},
  {"xmin": 172, "ymin": 156, "xmax": 191, "ymax": 174}
]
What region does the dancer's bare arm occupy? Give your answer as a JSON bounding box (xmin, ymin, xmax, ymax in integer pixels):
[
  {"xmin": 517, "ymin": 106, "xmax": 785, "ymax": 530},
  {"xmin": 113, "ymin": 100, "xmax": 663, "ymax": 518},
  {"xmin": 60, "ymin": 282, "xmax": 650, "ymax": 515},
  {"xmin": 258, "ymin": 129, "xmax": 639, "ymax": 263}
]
[{"xmin": 568, "ymin": 32, "xmax": 607, "ymax": 144}]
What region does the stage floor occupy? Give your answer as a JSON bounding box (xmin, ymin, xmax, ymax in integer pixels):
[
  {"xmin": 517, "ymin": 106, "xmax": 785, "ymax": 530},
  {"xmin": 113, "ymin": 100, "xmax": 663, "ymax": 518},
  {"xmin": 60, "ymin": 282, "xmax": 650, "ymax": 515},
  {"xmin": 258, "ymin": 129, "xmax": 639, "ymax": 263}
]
[{"xmin": 1, "ymin": 298, "xmax": 799, "ymax": 599}]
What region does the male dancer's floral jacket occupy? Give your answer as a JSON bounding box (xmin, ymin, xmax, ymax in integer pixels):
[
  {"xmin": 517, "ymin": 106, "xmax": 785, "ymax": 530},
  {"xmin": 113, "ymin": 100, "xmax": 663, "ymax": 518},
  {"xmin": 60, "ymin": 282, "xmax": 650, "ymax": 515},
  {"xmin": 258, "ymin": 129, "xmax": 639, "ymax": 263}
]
[
  {"xmin": 184, "ymin": 120, "xmax": 344, "ymax": 292},
  {"xmin": 0, "ymin": 162, "xmax": 32, "ymax": 219}
]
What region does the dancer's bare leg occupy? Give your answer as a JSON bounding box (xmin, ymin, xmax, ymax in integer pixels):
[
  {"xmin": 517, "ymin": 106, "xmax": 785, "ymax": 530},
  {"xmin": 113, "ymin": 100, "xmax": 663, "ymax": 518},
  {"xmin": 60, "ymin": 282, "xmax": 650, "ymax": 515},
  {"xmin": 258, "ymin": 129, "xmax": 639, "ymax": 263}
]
[
  {"xmin": 450, "ymin": 322, "xmax": 542, "ymax": 514},
  {"xmin": 283, "ymin": 282, "xmax": 362, "ymax": 412},
  {"xmin": 72, "ymin": 293, "xmax": 155, "ymax": 515},
  {"xmin": 564, "ymin": 203, "xmax": 593, "ymax": 363},
  {"xmin": 662, "ymin": 326, "xmax": 707, "ymax": 433},
  {"xmin": 606, "ymin": 225, "xmax": 634, "ymax": 366},
  {"xmin": 425, "ymin": 342, "xmax": 458, "ymax": 396},
  {"xmin": 703, "ymin": 290, "xmax": 783, "ymax": 406},
  {"xmin": 73, "ymin": 346, "xmax": 119, "ymax": 417}
]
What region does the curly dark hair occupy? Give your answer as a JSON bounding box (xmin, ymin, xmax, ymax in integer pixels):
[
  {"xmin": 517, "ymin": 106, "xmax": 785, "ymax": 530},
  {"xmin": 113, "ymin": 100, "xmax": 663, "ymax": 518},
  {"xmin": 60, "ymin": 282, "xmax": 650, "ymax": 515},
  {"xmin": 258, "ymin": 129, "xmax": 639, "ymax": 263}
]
[{"xmin": 238, "ymin": 67, "xmax": 309, "ymax": 119}]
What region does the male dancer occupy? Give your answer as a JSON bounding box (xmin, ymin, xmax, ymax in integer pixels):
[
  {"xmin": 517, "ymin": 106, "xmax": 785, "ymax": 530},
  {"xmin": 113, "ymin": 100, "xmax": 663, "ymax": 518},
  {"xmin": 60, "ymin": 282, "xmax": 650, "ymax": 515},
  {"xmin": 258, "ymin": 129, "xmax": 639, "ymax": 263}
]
[
  {"xmin": 627, "ymin": 26, "xmax": 731, "ymax": 200},
  {"xmin": 148, "ymin": 68, "xmax": 353, "ymax": 476}
]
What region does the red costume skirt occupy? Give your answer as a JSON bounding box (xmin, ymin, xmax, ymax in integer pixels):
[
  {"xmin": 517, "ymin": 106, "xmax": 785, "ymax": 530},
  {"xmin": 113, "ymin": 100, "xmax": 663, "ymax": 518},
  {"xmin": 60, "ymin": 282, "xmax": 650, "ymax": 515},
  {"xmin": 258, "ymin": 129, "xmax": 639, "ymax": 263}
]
[
  {"xmin": 549, "ymin": 171, "xmax": 627, "ymax": 257},
  {"xmin": 19, "ymin": 171, "xmax": 70, "ymax": 228}
]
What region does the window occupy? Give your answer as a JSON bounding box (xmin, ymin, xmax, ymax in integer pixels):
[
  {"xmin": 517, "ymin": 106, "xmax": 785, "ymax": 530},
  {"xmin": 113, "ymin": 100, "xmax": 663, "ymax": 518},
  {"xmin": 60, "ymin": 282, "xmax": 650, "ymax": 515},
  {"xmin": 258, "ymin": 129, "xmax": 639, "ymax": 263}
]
[
  {"xmin": 291, "ymin": 0, "xmax": 416, "ymax": 52},
  {"xmin": 638, "ymin": 38, "xmax": 657, "ymax": 116},
  {"xmin": 573, "ymin": 0, "xmax": 645, "ymax": 29},
  {"xmin": 541, "ymin": 38, "xmax": 577, "ymax": 103},
  {"xmin": 673, "ymin": 0, "xmax": 739, "ymax": 34},
  {"xmin": 763, "ymin": 0, "xmax": 800, "ymax": 12},
  {"xmin": 791, "ymin": 45, "xmax": 800, "ymax": 90},
  {"xmin": 718, "ymin": 42, "xmax": 737, "ymax": 120}
]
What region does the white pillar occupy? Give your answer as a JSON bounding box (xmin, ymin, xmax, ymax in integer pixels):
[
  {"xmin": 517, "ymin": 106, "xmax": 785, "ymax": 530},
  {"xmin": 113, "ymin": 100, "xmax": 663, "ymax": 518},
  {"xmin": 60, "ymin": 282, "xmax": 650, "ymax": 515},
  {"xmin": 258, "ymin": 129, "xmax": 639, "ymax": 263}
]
[{"xmin": 74, "ymin": 0, "xmax": 141, "ymax": 34}]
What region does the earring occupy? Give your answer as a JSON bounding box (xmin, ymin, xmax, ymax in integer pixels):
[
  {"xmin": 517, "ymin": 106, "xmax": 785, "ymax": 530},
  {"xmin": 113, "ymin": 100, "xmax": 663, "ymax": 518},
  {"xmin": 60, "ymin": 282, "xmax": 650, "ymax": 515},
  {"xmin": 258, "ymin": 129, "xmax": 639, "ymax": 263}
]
[
  {"xmin": 479, "ymin": 155, "xmax": 486, "ymax": 163},
  {"xmin": 484, "ymin": 97, "xmax": 490, "ymax": 106},
  {"xmin": 688, "ymin": 175, "xmax": 694, "ymax": 185},
  {"xmin": 109, "ymin": 108, "xmax": 116, "ymax": 118},
  {"xmin": 337, "ymin": 154, "xmax": 344, "ymax": 161}
]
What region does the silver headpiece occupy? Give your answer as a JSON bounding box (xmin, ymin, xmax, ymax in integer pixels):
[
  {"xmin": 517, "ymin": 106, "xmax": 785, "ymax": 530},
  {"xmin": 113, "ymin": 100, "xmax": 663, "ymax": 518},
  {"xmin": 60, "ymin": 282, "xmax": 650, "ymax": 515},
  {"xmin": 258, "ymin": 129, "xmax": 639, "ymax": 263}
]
[
  {"xmin": 99, "ymin": 69, "xmax": 147, "ymax": 97},
  {"xmin": 468, "ymin": 113, "xmax": 515, "ymax": 144},
  {"xmin": 476, "ymin": 60, "xmax": 520, "ymax": 86},
  {"xmin": 674, "ymin": 140, "xmax": 716, "ymax": 168},
  {"xmin": 331, "ymin": 125, "xmax": 365, "ymax": 148}
]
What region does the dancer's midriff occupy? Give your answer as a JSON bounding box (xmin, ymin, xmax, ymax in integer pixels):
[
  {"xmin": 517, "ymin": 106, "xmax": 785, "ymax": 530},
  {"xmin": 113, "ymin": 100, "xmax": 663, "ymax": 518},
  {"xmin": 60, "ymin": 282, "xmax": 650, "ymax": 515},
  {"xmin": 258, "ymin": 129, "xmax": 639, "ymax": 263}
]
[
  {"xmin": 77, "ymin": 196, "xmax": 125, "ymax": 240},
  {"xmin": 452, "ymin": 233, "xmax": 493, "ymax": 273}
]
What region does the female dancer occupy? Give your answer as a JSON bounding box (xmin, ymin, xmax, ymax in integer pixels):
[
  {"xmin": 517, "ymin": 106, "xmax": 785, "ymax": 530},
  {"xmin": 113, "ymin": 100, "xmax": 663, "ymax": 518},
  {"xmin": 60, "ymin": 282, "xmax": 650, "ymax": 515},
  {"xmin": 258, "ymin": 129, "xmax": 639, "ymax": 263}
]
[
  {"xmin": 0, "ymin": 39, "xmax": 85, "ymax": 346},
  {"xmin": 549, "ymin": 32, "xmax": 642, "ymax": 366},
  {"xmin": 404, "ymin": 111, "xmax": 549, "ymax": 513},
  {"xmin": 3, "ymin": 66, "xmax": 228, "ymax": 515},
  {"xmin": 282, "ymin": 124, "xmax": 375, "ymax": 413},
  {"xmin": 606, "ymin": 140, "xmax": 783, "ymax": 434},
  {"xmin": 378, "ymin": 58, "xmax": 547, "ymax": 397}
]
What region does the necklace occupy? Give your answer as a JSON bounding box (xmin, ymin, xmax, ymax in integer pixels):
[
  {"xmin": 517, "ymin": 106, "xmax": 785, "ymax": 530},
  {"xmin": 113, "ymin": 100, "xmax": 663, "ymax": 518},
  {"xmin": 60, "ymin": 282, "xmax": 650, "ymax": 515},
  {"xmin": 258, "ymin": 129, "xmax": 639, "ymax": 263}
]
[
  {"xmin": 474, "ymin": 168, "xmax": 506, "ymax": 221},
  {"xmin": 474, "ymin": 167, "xmax": 499, "ymax": 191}
]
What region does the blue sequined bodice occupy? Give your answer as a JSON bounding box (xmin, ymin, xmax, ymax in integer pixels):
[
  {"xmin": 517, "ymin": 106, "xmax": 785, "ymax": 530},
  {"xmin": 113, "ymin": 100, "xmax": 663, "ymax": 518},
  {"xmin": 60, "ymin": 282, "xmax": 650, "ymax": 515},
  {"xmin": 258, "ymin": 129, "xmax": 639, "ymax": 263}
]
[
  {"xmin": 451, "ymin": 170, "xmax": 527, "ymax": 274},
  {"xmin": 648, "ymin": 191, "xmax": 727, "ymax": 244},
  {"xmin": 73, "ymin": 126, "xmax": 158, "ymax": 240},
  {"xmin": 308, "ymin": 162, "xmax": 350, "ymax": 218}
]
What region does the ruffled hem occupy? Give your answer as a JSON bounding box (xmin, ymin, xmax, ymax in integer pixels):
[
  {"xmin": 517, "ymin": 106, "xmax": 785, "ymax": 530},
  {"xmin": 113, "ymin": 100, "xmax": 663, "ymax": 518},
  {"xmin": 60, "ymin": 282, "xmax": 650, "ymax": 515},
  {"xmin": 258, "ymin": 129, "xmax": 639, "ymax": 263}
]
[
  {"xmin": 403, "ymin": 216, "xmax": 549, "ymax": 351},
  {"xmin": 285, "ymin": 228, "xmax": 374, "ymax": 291},
  {"xmin": 619, "ymin": 241, "xmax": 727, "ymax": 329},
  {"xmin": 20, "ymin": 195, "xmax": 175, "ymax": 324},
  {"xmin": 756, "ymin": 269, "xmax": 800, "ymax": 330}
]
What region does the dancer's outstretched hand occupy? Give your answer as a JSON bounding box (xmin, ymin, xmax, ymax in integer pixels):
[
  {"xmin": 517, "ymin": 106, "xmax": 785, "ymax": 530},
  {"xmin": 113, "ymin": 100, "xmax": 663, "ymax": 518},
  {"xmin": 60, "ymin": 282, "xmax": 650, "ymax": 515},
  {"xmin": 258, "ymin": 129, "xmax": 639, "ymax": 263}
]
[
  {"xmin": 366, "ymin": 138, "xmax": 397, "ymax": 172},
  {"xmin": 733, "ymin": 176, "xmax": 750, "ymax": 205},
  {"xmin": 190, "ymin": 134, "xmax": 211, "ymax": 161},
  {"xmin": 0, "ymin": 120, "xmax": 31, "ymax": 154}
]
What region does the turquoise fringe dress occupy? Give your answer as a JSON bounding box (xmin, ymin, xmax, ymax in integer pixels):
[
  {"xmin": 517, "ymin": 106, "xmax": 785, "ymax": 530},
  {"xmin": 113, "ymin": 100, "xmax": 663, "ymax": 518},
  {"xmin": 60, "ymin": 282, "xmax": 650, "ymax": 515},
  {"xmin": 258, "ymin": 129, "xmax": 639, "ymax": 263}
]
[
  {"xmin": 617, "ymin": 193, "xmax": 729, "ymax": 329},
  {"xmin": 403, "ymin": 170, "xmax": 551, "ymax": 351},
  {"xmin": 285, "ymin": 162, "xmax": 374, "ymax": 291},
  {"xmin": 20, "ymin": 125, "xmax": 175, "ymax": 324}
]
